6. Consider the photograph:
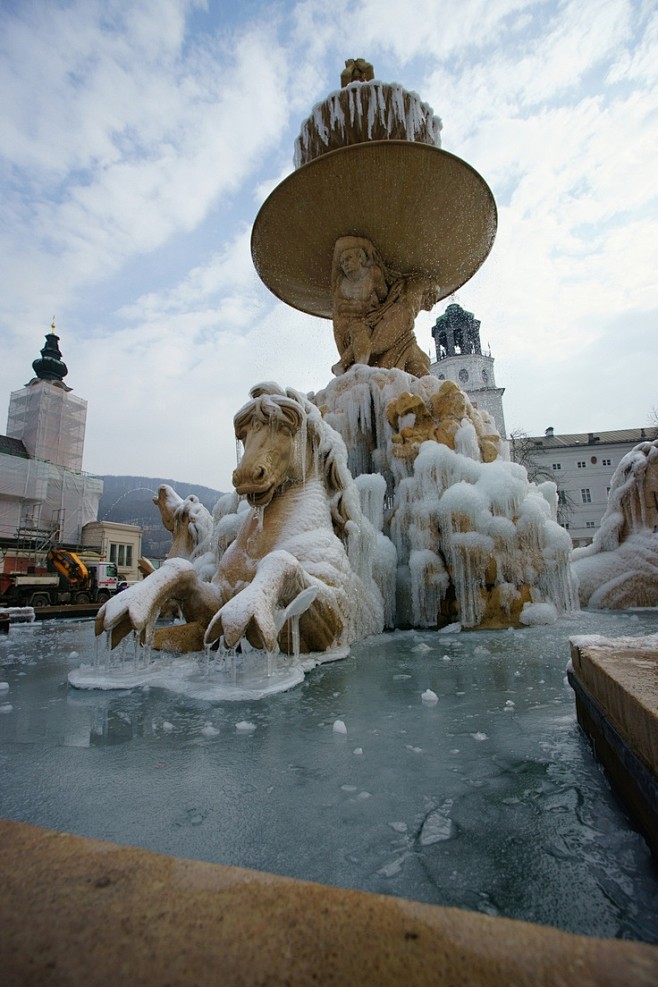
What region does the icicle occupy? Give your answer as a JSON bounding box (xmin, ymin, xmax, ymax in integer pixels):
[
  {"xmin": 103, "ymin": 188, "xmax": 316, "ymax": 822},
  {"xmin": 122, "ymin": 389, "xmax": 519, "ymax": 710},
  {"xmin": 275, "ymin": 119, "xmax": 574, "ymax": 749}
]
[{"xmin": 253, "ymin": 504, "xmax": 265, "ymax": 533}]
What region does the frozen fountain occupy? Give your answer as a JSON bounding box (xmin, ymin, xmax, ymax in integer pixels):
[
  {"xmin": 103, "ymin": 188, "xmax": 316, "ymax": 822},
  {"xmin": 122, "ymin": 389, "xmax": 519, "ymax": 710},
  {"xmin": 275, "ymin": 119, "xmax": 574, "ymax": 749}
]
[
  {"xmin": 3, "ymin": 62, "xmax": 658, "ymax": 972},
  {"xmin": 78, "ymin": 60, "xmax": 578, "ymax": 699}
]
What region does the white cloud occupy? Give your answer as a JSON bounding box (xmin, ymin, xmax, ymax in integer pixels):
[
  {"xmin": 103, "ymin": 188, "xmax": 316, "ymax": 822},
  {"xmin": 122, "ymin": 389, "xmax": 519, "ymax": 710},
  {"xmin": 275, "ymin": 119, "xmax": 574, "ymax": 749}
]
[{"xmin": 1, "ymin": 0, "xmax": 657, "ymax": 497}]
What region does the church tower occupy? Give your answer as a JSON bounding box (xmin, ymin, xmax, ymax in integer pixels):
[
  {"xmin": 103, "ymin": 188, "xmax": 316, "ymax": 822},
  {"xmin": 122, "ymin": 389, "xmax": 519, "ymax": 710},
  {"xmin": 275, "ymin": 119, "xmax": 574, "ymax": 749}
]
[
  {"xmin": 429, "ymin": 303, "xmax": 507, "ymax": 438},
  {"xmin": 6, "ymin": 321, "xmax": 88, "ymax": 471}
]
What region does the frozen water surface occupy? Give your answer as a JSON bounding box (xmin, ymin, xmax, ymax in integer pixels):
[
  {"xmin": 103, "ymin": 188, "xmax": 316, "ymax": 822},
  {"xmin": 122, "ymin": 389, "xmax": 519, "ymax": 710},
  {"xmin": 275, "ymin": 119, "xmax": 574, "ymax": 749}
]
[{"xmin": 1, "ymin": 610, "xmax": 658, "ymax": 943}]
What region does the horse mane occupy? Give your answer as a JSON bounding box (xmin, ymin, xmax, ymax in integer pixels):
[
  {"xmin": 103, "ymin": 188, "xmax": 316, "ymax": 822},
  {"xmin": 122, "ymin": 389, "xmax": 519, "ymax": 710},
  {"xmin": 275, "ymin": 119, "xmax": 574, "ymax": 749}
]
[{"xmin": 234, "ymin": 382, "xmax": 363, "ymax": 540}]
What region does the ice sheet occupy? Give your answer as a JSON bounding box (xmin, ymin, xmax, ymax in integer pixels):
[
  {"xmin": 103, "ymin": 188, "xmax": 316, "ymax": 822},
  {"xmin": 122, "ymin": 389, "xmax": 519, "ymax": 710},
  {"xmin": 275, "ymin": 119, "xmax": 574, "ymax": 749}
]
[{"xmin": 2, "ymin": 610, "xmax": 658, "ymax": 943}]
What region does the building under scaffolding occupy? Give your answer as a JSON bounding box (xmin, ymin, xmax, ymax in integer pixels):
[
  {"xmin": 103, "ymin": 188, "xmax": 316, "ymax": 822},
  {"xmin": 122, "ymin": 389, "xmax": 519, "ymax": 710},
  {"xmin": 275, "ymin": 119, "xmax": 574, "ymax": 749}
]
[{"xmin": 0, "ymin": 323, "xmax": 107, "ymax": 573}]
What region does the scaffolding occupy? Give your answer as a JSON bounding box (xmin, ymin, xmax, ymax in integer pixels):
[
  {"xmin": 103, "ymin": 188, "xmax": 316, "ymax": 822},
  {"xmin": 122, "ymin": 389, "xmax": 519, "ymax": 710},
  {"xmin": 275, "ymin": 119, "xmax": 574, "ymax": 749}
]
[
  {"xmin": 6, "ymin": 380, "xmax": 87, "ymax": 472},
  {"xmin": 0, "ymin": 451, "xmax": 103, "ymax": 555}
]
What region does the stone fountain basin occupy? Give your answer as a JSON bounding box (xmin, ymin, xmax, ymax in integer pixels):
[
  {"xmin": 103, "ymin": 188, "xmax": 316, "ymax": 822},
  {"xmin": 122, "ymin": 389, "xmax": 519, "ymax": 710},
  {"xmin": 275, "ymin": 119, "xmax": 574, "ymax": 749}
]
[{"xmin": 1, "ymin": 610, "xmax": 658, "ymax": 944}]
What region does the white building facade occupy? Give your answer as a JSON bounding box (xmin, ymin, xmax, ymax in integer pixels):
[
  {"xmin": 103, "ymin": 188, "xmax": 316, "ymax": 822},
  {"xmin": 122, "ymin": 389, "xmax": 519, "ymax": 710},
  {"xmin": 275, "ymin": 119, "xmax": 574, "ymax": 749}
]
[{"xmin": 514, "ymin": 427, "xmax": 656, "ymax": 547}]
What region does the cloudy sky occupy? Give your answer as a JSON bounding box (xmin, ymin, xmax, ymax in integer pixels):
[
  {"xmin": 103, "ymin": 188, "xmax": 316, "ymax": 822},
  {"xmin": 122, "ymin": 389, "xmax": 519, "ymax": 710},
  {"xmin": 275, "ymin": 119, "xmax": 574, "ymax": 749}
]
[{"xmin": 1, "ymin": 0, "xmax": 656, "ymax": 492}]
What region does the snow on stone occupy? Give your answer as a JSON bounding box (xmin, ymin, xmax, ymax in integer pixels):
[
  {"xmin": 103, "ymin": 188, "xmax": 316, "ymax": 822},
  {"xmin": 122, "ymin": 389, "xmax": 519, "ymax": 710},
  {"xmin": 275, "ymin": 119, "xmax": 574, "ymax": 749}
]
[
  {"xmin": 235, "ymin": 721, "xmax": 257, "ymax": 733},
  {"xmin": 333, "ymin": 719, "xmax": 347, "ymax": 734},
  {"xmin": 519, "ymin": 602, "xmax": 559, "ymax": 626},
  {"xmin": 571, "ymin": 442, "xmax": 658, "ymax": 608},
  {"xmin": 421, "ymin": 689, "xmax": 438, "ymax": 704}
]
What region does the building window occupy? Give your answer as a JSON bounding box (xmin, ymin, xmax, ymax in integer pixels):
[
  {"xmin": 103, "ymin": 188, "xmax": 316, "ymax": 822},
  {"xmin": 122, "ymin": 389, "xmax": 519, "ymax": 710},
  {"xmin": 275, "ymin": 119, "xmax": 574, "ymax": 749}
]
[
  {"xmin": 562, "ymin": 522, "xmax": 570, "ymax": 529},
  {"xmin": 606, "ymin": 487, "xmax": 611, "ymax": 497},
  {"xmin": 557, "ymin": 490, "xmax": 568, "ymax": 504},
  {"xmin": 602, "ymin": 458, "xmax": 612, "ymax": 466},
  {"xmin": 118, "ymin": 545, "xmax": 125, "ymax": 566},
  {"xmin": 577, "ymin": 461, "xmax": 586, "ymax": 468},
  {"xmin": 126, "ymin": 545, "xmax": 133, "ymax": 567},
  {"xmin": 581, "ymin": 488, "xmax": 591, "ymax": 503},
  {"xmin": 552, "ymin": 463, "xmax": 561, "ymax": 470},
  {"xmin": 109, "ymin": 544, "xmax": 116, "ymax": 563},
  {"xmin": 585, "ymin": 521, "xmax": 596, "ymax": 529},
  {"xmin": 458, "ymin": 368, "xmax": 469, "ymax": 384}
]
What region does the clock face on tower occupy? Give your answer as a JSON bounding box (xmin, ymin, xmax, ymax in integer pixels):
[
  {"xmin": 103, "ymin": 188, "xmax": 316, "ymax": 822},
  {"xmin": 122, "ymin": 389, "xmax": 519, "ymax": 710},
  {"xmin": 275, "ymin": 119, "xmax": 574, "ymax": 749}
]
[{"xmin": 459, "ymin": 368, "xmax": 469, "ymax": 384}]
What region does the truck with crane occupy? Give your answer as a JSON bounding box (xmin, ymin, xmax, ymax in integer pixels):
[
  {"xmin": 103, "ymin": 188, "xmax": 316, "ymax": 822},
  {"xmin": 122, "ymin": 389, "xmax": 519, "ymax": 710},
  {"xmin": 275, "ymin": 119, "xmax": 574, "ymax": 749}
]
[{"xmin": 0, "ymin": 548, "xmax": 124, "ymax": 609}]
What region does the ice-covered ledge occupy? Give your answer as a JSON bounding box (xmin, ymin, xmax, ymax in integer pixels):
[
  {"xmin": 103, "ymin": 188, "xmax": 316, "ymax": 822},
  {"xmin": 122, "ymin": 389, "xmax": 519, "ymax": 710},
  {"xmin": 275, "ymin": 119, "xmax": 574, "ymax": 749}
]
[
  {"xmin": 1, "ymin": 819, "xmax": 657, "ymax": 986},
  {"xmin": 568, "ymin": 633, "xmax": 658, "ymax": 858}
]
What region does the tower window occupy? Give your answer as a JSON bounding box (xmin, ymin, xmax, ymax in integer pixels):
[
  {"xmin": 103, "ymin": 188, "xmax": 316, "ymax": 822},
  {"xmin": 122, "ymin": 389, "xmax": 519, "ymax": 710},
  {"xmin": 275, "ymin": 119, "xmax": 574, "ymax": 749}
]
[
  {"xmin": 481, "ymin": 369, "xmax": 489, "ymax": 383},
  {"xmin": 458, "ymin": 369, "xmax": 469, "ymax": 384}
]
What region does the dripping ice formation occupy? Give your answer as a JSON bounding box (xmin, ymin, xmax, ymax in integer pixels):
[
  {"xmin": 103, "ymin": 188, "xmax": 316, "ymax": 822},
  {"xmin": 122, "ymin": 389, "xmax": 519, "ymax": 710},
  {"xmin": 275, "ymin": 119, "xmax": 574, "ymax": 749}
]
[
  {"xmin": 312, "ymin": 366, "xmax": 578, "ymax": 631},
  {"xmin": 76, "ymin": 367, "xmax": 577, "ymax": 699},
  {"xmin": 76, "ymin": 67, "xmax": 579, "ymax": 698},
  {"xmin": 293, "ymin": 80, "xmax": 443, "ymax": 168}
]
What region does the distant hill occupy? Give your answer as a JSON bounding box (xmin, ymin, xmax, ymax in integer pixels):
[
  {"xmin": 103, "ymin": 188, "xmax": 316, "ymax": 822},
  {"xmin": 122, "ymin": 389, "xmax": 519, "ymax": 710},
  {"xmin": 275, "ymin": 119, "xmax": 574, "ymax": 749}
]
[{"xmin": 98, "ymin": 475, "xmax": 224, "ymax": 560}]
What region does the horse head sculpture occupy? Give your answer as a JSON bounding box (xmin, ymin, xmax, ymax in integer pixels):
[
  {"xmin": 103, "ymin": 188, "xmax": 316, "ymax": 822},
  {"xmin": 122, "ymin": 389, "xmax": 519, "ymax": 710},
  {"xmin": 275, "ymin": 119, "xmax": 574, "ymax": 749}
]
[{"xmin": 97, "ymin": 382, "xmax": 388, "ymax": 657}]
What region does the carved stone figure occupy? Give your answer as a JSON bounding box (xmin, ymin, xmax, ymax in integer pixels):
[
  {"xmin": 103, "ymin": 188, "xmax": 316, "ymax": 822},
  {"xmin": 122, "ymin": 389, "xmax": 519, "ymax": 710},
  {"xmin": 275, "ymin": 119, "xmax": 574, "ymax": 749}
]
[
  {"xmin": 340, "ymin": 58, "xmax": 375, "ymax": 87},
  {"xmin": 97, "ymin": 384, "xmax": 385, "ymax": 655},
  {"xmin": 331, "ymin": 236, "xmax": 437, "ymax": 379},
  {"xmin": 572, "ymin": 440, "xmax": 658, "ymax": 608},
  {"xmin": 152, "ymin": 485, "xmax": 214, "ymax": 566},
  {"xmin": 386, "ymin": 379, "xmax": 502, "ymax": 464}
]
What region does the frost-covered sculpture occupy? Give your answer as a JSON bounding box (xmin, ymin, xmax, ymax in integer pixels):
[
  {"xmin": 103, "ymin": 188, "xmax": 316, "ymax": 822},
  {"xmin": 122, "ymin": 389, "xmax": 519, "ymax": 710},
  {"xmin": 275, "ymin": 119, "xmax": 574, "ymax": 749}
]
[
  {"xmin": 572, "ymin": 440, "xmax": 658, "ymax": 608},
  {"xmin": 97, "ymin": 383, "xmax": 388, "ymax": 655},
  {"xmin": 147, "ymin": 484, "xmax": 215, "ymax": 578},
  {"xmin": 331, "ymin": 235, "xmax": 438, "ymax": 379},
  {"xmin": 313, "ymin": 365, "xmax": 578, "ymax": 628}
]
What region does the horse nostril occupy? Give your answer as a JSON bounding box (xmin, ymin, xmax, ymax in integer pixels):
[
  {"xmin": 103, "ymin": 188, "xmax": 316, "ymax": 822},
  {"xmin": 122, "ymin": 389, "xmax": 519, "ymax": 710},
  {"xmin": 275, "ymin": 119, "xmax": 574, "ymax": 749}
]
[{"xmin": 252, "ymin": 465, "xmax": 266, "ymax": 483}]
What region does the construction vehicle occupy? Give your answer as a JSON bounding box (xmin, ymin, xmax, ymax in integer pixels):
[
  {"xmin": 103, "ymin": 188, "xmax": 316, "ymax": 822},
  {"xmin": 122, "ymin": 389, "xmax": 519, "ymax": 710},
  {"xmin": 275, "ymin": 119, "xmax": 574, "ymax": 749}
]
[{"xmin": 0, "ymin": 548, "xmax": 123, "ymax": 608}]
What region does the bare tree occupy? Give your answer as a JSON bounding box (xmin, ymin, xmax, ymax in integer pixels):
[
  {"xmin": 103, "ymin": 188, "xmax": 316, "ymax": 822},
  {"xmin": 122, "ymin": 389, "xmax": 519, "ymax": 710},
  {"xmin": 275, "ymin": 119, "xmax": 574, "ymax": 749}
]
[{"xmin": 647, "ymin": 406, "xmax": 658, "ymax": 438}]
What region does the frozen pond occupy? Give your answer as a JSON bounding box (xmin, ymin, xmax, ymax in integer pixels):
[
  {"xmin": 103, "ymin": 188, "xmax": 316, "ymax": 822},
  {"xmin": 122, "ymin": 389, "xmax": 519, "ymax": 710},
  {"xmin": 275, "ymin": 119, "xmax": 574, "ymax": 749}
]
[{"xmin": 1, "ymin": 610, "xmax": 658, "ymax": 943}]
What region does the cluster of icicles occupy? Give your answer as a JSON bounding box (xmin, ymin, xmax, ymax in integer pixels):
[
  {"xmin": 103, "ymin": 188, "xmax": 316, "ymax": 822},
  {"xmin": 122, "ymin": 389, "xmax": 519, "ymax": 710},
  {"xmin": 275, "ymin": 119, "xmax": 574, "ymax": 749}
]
[
  {"xmin": 313, "ymin": 367, "xmax": 578, "ymax": 629},
  {"xmin": 294, "ymin": 81, "xmax": 443, "ymax": 168}
]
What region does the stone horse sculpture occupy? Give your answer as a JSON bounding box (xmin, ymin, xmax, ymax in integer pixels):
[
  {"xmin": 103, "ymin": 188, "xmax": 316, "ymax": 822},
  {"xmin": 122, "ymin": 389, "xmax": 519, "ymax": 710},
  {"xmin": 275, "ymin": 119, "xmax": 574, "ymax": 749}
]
[
  {"xmin": 97, "ymin": 383, "xmax": 386, "ymax": 655},
  {"xmin": 572, "ymin": 439, "xmax": 658, "ymax": 608}
]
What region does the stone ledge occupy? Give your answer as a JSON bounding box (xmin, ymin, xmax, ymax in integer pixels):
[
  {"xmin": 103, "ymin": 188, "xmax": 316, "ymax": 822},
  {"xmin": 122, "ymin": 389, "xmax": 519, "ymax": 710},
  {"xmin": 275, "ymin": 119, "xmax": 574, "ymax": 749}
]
[
  {"xmin": 569, "ymin": 637, "xmax": 658, "ymax": 858},
  {"xmin": 1, "ymin": 818, "xmax": 657, "ymax": 986},
  {"xmin": 569, "ymin": 639, "xmax": 658, "ymax": 772}
]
